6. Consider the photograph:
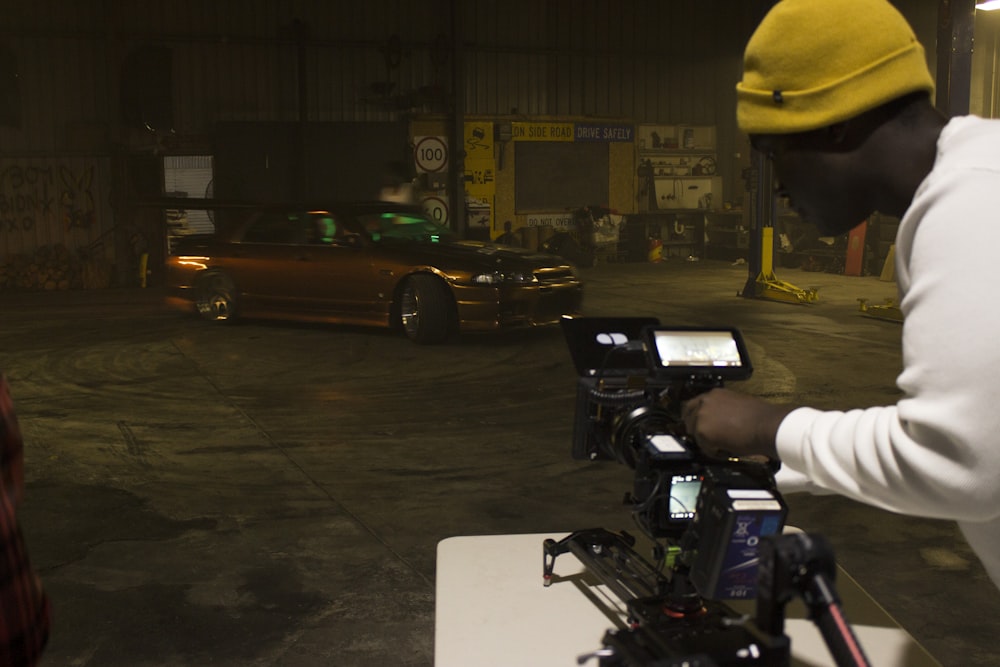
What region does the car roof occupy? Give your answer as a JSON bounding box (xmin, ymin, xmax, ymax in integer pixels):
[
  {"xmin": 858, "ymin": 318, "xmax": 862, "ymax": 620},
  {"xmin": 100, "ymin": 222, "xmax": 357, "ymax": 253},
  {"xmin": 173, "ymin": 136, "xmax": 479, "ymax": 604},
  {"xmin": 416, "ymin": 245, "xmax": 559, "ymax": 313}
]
[{"xmin": 250, "ymin": 201, "xmax": 426, "ymax": 216}]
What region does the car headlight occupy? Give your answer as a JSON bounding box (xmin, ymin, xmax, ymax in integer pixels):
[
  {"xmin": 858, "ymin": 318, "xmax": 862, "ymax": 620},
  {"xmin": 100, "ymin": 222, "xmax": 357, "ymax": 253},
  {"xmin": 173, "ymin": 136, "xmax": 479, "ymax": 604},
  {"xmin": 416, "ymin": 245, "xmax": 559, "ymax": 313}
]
[{"xmin": 470, "ymin": 270, "xmax": 538, "ymax": 285}]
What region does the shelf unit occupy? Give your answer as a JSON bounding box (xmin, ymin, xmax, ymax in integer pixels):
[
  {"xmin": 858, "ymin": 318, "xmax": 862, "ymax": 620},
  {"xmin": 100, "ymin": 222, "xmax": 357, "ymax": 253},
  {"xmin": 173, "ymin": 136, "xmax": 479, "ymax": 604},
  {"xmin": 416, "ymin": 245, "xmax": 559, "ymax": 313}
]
[
  {"xmin": 623, "ymin": 211, "xmax": 705, "ymax": 261},
  {"xmin": 637, "ymin": 124, "xmax": 723, "ymax": 213}
]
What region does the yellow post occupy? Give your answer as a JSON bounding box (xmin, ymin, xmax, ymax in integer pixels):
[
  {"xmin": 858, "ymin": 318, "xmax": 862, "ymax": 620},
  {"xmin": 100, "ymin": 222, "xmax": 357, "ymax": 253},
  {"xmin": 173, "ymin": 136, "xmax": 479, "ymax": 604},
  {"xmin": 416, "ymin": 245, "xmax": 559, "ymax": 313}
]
[{"xmin": 761, "ymin": 226, "xmax": 775, "ymax": 275}]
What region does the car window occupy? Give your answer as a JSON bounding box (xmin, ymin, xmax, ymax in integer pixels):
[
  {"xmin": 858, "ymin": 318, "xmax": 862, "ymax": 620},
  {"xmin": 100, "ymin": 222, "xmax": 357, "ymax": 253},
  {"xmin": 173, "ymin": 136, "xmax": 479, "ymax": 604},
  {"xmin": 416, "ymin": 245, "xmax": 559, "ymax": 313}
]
[
  {"xmin": 242, "ymin": 211, "xmax": 310, "ymax": 244},
  {"xmin": 311, "ymin": 213, "xmax": 340, "ymax": 244},
  {"xmin": 308, "ymin": 211, "xmax": 364, "ymax": 246},
  {"xmin": 357, "ymin": 211, "xmax": 454, "ymax": 243}
]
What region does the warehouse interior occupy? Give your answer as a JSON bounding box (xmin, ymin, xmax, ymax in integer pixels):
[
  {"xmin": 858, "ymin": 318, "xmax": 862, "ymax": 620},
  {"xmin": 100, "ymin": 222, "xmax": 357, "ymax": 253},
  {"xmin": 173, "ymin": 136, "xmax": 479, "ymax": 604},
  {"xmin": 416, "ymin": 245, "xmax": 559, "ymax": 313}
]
[{"xmin": 1, "ymin": 1, "xmax": 1000, "ymax": 666}]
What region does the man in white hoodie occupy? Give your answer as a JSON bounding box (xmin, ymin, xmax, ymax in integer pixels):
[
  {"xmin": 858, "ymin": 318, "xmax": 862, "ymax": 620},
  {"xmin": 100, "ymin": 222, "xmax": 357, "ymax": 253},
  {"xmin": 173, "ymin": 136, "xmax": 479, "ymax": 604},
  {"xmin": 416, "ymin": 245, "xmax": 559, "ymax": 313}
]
[{"xmin": 681, "ymin": 0, "xmax": 1000, "ymax": 589}]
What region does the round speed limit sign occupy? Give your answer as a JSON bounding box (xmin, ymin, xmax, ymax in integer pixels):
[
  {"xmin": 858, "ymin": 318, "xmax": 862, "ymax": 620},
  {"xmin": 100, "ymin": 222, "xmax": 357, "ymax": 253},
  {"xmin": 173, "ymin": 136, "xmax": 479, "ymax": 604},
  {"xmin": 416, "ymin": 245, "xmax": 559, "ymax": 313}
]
[
  {"xmin": 414, "ymin": 136, "xmax": 448, "ymax": 173},
  {"xmin": 422, "ymin": 196, "xmax": 449, "ymax": 225}
]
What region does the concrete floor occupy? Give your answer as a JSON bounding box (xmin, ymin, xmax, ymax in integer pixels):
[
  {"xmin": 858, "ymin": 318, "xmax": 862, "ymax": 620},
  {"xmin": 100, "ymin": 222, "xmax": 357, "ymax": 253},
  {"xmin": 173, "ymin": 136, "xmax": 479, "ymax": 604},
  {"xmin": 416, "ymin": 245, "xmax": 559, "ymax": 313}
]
[{"xmin": 1, "ymin": 259, "xmax": 997, "ymax": 666}]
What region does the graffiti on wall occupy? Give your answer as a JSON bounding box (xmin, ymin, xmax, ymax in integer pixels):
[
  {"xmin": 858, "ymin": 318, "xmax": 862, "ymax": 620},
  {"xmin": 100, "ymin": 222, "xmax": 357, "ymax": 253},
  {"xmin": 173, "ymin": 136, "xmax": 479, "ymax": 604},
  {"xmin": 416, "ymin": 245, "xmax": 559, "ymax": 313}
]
[{"xmin": 0, "ymin": 163, "xmax": 96, "ymax": 234}]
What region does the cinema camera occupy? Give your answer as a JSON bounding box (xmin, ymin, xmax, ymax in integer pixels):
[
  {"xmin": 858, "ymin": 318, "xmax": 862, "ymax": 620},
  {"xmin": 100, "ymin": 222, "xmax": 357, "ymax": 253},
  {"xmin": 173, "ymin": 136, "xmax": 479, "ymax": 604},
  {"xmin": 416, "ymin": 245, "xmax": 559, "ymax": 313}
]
[{"xmin": 544, "ymin": 317, "xmax": 871, "ymax": 667}]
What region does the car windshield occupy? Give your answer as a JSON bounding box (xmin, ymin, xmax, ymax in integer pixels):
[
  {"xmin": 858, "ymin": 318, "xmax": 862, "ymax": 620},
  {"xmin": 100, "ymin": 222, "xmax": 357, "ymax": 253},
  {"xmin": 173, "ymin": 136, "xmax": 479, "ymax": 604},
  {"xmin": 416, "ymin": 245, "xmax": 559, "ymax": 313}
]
[{"xmin": 358, "ymin": 211, "xmax": 456, "ymax": 243}]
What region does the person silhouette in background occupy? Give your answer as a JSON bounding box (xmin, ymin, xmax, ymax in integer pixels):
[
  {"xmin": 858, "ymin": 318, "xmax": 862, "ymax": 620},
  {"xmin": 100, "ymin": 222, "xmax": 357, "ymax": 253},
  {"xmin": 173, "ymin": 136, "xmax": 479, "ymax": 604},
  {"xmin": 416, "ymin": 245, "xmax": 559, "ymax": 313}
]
[
  {"xmin": 496, "ymin": 220, "xmax": 521, "ymax": 247},
  {"xmin": 378, "ymin": 160, "xmax": 417, "ymax": 205}
]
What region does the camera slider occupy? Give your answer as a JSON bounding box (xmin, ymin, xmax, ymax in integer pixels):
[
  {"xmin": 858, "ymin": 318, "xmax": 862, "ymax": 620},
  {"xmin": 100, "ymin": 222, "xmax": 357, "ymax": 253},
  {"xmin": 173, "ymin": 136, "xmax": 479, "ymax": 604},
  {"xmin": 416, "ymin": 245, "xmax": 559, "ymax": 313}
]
[
  {"xmin": 543, "ymin": 529, "xmax": 872, "ymax": 667},
  {"xmin": 543, "ymin": 528, "xmax": 790, "ymax": 667}
]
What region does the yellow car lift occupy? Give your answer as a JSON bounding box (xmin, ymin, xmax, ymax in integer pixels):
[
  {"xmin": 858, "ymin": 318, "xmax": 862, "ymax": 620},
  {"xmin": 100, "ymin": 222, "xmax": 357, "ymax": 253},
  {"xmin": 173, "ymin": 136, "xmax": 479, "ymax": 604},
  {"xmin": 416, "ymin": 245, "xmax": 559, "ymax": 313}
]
[
  {"xmin": 741, "ymin": 154, "xmax": 905, "ymax": 317},
  {"xmin": 856, "ymin": 246, "xmax": 902, "ymax": 322},
  {"xmin": 751, "ymin": 227, "xmax": 818, "ymax": 304},
  {"xmin": 857, "ymin": 298, "xmax": 903, "ymax": 323},
  {"xmin": 740, "ymin": 153, "xmax": 818, "ymax": 305}
]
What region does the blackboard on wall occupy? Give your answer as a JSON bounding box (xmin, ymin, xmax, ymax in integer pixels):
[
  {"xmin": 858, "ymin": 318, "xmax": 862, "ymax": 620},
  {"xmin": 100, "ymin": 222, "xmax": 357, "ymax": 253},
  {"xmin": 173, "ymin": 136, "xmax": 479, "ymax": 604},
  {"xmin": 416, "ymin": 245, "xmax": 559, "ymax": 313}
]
[{"xmin": 515, "ymin": 142, "xmax": 609, "ymax": 211}]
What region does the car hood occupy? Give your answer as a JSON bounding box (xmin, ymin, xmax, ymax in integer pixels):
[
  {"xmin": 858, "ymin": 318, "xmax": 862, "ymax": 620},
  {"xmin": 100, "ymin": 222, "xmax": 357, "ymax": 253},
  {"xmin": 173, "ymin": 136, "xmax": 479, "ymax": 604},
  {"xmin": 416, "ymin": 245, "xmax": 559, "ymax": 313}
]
[{"xmin": 385, "ymin": 238, "xmax": 578, "ymax": 271}]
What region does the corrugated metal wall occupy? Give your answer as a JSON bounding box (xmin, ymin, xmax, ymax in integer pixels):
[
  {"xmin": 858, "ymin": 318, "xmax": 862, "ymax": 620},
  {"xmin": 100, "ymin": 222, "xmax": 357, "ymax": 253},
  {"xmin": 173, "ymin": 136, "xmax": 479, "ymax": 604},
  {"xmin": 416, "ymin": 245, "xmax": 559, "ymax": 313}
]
[
  {"xmin": 972, "ymin": 9, "xmax": 1000, "ymax": 118},
  {"xmin": 460, "ymin": 1, "xmax": 758, "ymax": 122},
  {"xmin": 0, "ymin": 0, "xmax": 952, "ymax": 141},
  {"xmin": 0, "ymin": 0, "xmax": 771, "ymax": 149}
]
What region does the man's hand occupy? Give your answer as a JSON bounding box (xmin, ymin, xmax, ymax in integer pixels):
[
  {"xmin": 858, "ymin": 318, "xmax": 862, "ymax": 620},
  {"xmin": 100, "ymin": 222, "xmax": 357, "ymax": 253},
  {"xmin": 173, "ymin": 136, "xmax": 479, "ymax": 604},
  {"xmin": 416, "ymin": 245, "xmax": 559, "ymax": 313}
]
[{"xmin": 681, "ymin": 388, "xmax": 795, "ymax": 461}]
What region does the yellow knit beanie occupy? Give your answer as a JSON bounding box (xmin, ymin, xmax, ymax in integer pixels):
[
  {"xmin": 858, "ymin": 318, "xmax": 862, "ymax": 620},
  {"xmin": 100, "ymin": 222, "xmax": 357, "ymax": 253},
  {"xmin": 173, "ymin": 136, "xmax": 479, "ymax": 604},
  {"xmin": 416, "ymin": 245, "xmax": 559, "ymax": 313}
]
[{"xmin": 736, "ymin": 0, "xmax": 935, "ymax": 135}]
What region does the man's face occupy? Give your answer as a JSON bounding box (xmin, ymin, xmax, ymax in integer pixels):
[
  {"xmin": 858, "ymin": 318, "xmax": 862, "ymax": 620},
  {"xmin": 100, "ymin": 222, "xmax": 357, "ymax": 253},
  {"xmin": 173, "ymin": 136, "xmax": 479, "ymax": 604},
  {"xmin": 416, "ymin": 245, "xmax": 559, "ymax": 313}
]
[{"xmin": 750, "ymin": 131, "xmax": 872, "ymax": 237}]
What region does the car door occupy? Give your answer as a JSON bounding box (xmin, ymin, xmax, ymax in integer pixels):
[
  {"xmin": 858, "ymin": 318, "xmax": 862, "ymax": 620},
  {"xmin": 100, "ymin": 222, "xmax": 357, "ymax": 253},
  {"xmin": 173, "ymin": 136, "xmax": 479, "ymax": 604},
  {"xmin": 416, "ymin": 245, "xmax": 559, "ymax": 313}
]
[
  {"xmin": 223, "ymin": 210, "xmax": 313, "ymax": 313},
  {"xmin": 286, "ymin": 211, "xmax": 385, "ymax": 320}
]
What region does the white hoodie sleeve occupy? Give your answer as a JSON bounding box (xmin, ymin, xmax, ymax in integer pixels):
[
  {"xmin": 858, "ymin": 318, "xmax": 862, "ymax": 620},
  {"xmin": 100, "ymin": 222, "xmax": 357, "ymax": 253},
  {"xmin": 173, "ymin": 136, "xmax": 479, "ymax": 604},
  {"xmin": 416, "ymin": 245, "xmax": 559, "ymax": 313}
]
[{"xmin": 774, "ymin": 119, "xmax": 1000, "ymax": 530}]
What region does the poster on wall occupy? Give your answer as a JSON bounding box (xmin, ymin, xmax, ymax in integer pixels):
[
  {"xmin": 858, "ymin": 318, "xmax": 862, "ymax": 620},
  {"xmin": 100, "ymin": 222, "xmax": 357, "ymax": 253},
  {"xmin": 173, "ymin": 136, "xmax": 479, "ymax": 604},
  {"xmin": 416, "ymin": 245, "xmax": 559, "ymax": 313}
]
[
  {"xmin": 463, "ymin": 122, "xmax": 495, "ymax": 237},
  {"xmin": 464, "ymin": 160, "xmax": 495, "ymax": 197},
  {"xmin": 465, "ymin": 194, "xmax": 492, "ymax": 238},
  {"xmin": 465, "ymin": 155, "xmax": 495, "ymax": 236},
  {"xmin": 463, "ymin": 121, "xmax": 494, "ymax": 161}
]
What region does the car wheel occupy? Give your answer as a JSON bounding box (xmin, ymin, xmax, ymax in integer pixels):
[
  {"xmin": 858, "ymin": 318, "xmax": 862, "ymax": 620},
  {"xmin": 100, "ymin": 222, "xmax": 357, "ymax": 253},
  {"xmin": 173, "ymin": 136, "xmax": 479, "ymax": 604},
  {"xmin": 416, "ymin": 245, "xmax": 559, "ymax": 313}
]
[
  {"xmin": 400, "ymin": 274, "xmax": 452, "ymax": 344},
  {"xmin": 195, "ymin": 272, "xmax": 238, "ymax": 323}
]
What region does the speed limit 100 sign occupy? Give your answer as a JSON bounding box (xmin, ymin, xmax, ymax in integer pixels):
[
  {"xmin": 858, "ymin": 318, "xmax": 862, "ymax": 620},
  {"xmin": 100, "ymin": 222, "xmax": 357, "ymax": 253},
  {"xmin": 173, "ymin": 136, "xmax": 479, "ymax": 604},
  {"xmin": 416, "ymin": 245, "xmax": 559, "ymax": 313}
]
[{"xmin": 414, "ymin": 136, "xmax": 448, "ymax": 173}]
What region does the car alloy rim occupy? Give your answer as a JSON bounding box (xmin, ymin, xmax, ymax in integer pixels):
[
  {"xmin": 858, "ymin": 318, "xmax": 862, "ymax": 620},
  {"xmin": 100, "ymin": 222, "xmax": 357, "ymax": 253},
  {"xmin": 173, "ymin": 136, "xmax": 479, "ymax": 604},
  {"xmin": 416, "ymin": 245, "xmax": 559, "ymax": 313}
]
[
  {"xmin": 209, "ymin": 294, "xmax": 231, "ymax": 320},
  {"xmin": 401, "ymin": 284, "xmax": 420, "ymax": 336},
  {"xmin": 197, "ymin": 294, "xmax": 231, "ymax": 320},
  {"xmin": 197, "ymin": 275, "xmax": 234, "ymax": 321}
]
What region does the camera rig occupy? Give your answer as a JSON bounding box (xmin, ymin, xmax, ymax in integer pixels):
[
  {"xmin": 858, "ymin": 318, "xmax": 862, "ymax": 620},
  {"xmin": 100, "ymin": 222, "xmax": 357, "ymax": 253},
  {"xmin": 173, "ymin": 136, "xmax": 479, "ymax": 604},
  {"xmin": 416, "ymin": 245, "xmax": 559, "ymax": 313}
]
[{"xmin": 545, "ymin": 317, "xmax": 871, "ymax": 667}]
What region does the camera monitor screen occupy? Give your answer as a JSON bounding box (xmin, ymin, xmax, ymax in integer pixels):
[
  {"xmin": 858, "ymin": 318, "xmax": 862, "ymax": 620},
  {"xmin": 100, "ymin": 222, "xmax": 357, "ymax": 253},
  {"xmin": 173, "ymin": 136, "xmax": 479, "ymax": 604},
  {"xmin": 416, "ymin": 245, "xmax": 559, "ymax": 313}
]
[
  {"xmin": 669, "ymin": 474, "xmax": 702, "ymax": 520},
  {"xmin": 644, "ymin": 327, "xmax": 752, "ymax": 381}
]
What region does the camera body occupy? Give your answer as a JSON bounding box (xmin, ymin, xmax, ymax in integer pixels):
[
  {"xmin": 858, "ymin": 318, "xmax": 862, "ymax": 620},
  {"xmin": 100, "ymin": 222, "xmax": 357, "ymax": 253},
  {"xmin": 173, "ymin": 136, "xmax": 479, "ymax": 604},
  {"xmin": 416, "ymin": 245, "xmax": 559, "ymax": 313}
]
[
  {"xmin": 571, "ymin": 324, "xmax": 752, "ymax": 464},
  {"xmin": 562, "ymin": 317, "xmax": 785, "ymax": 599},
  {"xmin": 549, "ymin": 318, "xmax": 863, "ymax": 666}
]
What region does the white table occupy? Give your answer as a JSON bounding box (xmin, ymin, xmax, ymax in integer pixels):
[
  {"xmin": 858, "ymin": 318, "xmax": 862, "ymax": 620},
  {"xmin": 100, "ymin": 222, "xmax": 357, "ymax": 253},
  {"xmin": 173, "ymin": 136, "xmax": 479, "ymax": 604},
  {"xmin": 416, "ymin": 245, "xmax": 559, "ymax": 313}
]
[{"xmin": 435, "ymin": 532, "xmax": 941, "ymax": 667}]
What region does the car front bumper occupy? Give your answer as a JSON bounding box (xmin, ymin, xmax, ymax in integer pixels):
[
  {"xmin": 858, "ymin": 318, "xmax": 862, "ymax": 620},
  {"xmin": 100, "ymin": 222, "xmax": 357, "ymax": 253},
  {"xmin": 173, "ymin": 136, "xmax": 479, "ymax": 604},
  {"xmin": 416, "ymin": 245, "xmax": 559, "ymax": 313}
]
[
  {"xmin": 164, "ymin": 285, "xmax": 197, "ymax": 313},
  {"xmin": 452, "ymin": 282, "xmax": 584, "ymax": 332}
]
